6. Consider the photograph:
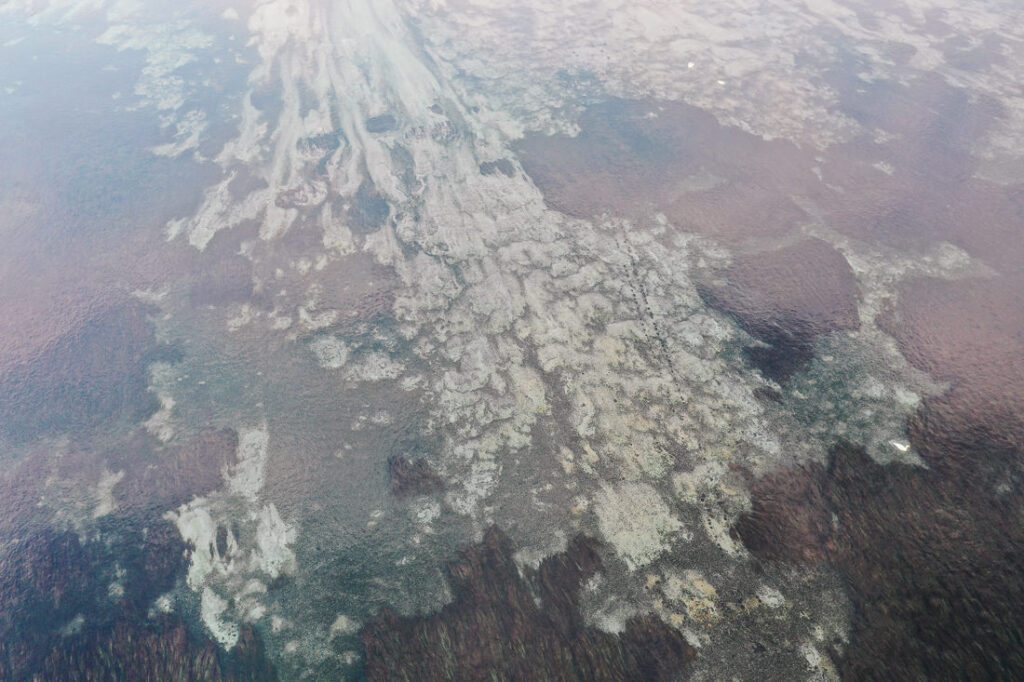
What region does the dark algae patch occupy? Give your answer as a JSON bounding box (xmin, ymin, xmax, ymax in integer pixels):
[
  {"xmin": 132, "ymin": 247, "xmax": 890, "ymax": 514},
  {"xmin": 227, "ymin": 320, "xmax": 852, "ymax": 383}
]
[
  {"xmin": 0, "ymin": 300, "xmax": 168, "ymax": 444},
  {"xmin": 479, "ymin": 159, "xmax": 516, "ymax": 177},
  {"xmin": 112, "ymin": 428, "xmax": 242, "ymax": 516},
  {"xmin": 349, "ymin": 180, "xmax": 392, "ymax": 234},
  {"xmin": 0, "ymin": 521, "xmax": 278, "ymax": 681},
  {"xmin": 362, "ymin": 527, "xmax": 695, "ymax": 681},
  {"xmin": 36, "ymin": 618, "xmax": 276, "ymax": 682},
  {"xmin": 737, "ymin": 429, "xmax": 1024, "ymax": 679},
  {"xmin": 365, "ymin": 114, "xmax": 398, "ymax": 133},
  {"xmin": 697, "ymin": 239, "xmax": 861, "ymax": 382},
  {"xmin": 736, "ymin": 265, "xmax": 1024, "ymax": 680},
  {"xmin": 388, "ymin": 454, "xmax": 445, "ymax": 499},
  {"xmin": 513, "ymin": 98, "xmax": 810, "ymax": 244}
]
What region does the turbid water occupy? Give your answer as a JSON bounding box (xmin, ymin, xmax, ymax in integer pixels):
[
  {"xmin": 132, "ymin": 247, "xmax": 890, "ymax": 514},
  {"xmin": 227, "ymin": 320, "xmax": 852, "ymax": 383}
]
[{"xmin": 2, "ymin": 0, "xmax": 1024, "ymax": 679}]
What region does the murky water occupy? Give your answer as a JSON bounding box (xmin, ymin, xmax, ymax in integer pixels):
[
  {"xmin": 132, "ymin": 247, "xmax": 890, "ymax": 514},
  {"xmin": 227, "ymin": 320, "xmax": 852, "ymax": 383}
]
[{"xmin": 2, "ymin": 0, "xmax": 1024, "ymax": 679}]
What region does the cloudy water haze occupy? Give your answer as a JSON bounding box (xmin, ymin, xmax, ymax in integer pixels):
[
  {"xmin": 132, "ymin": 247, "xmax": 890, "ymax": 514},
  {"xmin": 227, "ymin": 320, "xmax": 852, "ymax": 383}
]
[{"xmin": 2, "ymin": 0, "xmax": 1024, "ymax": 679}]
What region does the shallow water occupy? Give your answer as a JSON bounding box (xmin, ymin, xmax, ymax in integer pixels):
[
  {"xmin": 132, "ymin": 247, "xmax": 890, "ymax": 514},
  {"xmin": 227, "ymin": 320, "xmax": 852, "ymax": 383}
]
[{"xmin": 2, "ymin": 0, "xmax": 1024, "ymax": 679}]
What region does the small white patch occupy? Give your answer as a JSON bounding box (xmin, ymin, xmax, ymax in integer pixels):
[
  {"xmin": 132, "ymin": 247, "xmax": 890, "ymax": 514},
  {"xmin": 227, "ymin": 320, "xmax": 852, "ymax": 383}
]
[
  {"xmin": 513, "ymin": 531, "xmax": 567, "ymax": 569},
  {"xmin": 681, "ymin": 628, "xmax": 707, "ymax": 650},
  {"xmin": 153, "ymin": 594, "xmax": 174, "ymax": 614},
  {"xmin": 873, "ymin": 160, "xmax": 895, "ymax": 175},
  {"xmin": 227, "ymin": 303, "xmax": 256, "ymax": 331},
  {"xmin": 93, "ymin": 469, "xmax": 125, "ymax": 518},
  {"xmin": 201, "ymin": 588, "xmax": 239, "ymax": 648},
  {"xmin": 299, "ymin": 305, "xmax": 338, "ymax": 330},
  {"xmin": 345, "ymin": 351, "xmax": 404, "ymax": 382},
  {"xmin": 590, "ymin": 602, "xmax": 635, "ymax": 634},
  {"xmin": 889, "ymin": 439, "xmax": 911, "ymax": 453},
  {"xmin": 226, "ymin": 425, "xmax": 270, "ymax": 501},
  {"xmin": 757, "ymin": 585, "xmax": 786, "ymax": 608},
  {"xmin": 330, "ymin": 614, "xmax": 359, "ymax": 638},
  {"xmin": 144, "ymin": 393, "xmax": 176, "ymax": 442},
  {"xmin": 310, "ymin": 335, "xmax": 349, "ymax": 369},
  {"xmin": 271, "ymin": 314, "xmax": 293, "ymax": 330},
  {"xmin": 151, "ymin": 109, "xmax": 207, "ymax": 158},
  {"xmin": 412, "ymin": 499, "xmax": 441, "ymax": 525},
  {"xmin": 170, "ymin": 505, "xmax": 221, "ymax": 589},
  {"xmin": 800, "ymin": 641, "xmax": 823, "ymax": 670},
  {"xmin": 131, "ymin": 287, "xmax": 168, "ymax": 304},
  {"xmin": 59, "ymin": 614, "xmax": 85, "ymax": 637},
  {"xmin": 254, "ymin": 503, "xmax": 297, "ymax": 578},
  {"xmin": 594, "ymin": 482, "xmax": 683, "ymax": 570}
]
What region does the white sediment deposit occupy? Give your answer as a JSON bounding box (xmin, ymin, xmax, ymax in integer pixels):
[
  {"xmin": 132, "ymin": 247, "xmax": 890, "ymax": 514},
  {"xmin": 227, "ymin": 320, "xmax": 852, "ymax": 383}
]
[
  {"xmin": 10, "ymin": 0, "xmax": 1024, "ymax": 676},
  {"xmin": 168, "ymin": 423, "xmax": 297, "ymax": 648},
  {"xmin": 594, "ymin": 482, "xmax": 684, "ymax": 570}
]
